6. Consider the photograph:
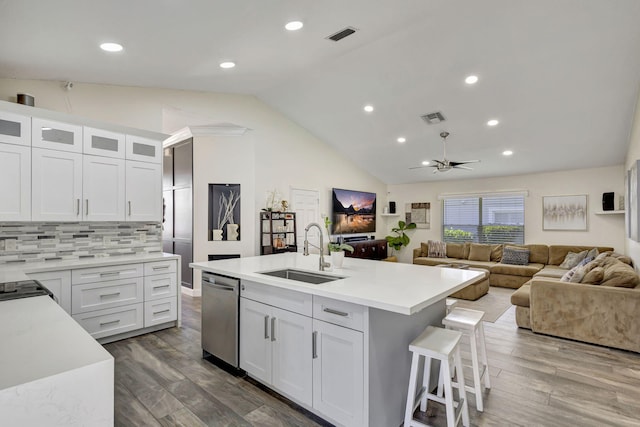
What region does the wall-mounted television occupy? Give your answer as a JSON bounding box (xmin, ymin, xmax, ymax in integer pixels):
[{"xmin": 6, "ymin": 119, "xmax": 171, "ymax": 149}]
[{"xmin": 331, "ymin": 188, "xmax": 376, "ymax": 235}]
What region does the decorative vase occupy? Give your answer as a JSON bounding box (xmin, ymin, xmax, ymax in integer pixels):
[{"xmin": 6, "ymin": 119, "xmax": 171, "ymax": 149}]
[
  {"xmin": 331, "ymin": 251, "xmax": 345, "ymax": 269},
  {"xmin": 227, "ymin": 223, "xmax": 239, "ymax": 241},
  {"xmin": 212, "ymin": 229, "xmax": 223, "ymax": 241}
]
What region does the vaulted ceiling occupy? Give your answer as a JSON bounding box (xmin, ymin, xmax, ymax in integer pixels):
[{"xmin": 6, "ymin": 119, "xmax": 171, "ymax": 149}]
[{"xmin": 2, "ymin": 0, "xmax": 640, "ymax": 183}]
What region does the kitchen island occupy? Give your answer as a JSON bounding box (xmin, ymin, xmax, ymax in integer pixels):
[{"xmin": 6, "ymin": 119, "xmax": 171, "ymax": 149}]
[{"xmin": 191, "ymin": 253, "xmax": 482, "ymax": 427}]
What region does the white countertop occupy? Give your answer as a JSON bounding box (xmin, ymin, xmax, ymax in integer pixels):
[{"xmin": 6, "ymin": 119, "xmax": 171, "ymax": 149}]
[
  {"xmin": 0, "ymin": 295, "xmax": 113, "ymax": 391},
  {"xmin": 190, "ymin": 253, "xmax": 483, "ymax": 315},
  {"xmin": 0, "ymin": 252, "xmax": 180, "ymax": 283}
]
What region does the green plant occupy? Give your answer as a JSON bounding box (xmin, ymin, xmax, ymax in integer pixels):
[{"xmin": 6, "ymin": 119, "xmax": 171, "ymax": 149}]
[
  {"xmin": 385, "ymin": 220, "xmax": 417, "ymax": 251},
  {"xmin": 324, "ymin": 216, "xmax": 354, "ymax": 253},
  {"xmin": 443, "ymin": 227, "xmax": 473, "ymax": 242}
]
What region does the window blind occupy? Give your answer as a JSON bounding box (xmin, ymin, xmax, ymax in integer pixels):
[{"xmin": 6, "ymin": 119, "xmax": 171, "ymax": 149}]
[{"xmin": 443, "ymin": 195, "xmax": 524, "ymax": 244}]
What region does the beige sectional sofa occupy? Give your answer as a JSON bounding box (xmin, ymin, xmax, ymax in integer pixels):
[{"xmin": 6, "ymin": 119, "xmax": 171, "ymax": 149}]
[
  {"xmin": 413, "ymin": 242, "xmax": 613, "ymax": 289},
  {"xmin": 511, "ymin": 251, "xmax": 640, "ymax": 353}
]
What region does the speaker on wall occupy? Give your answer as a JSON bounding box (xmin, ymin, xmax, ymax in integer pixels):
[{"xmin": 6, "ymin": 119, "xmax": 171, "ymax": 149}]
[
  {"xmin": 389, "ymin": 201, "xmax": 396, "ymax": 214},
  {"xmin": 602, "ymin": 192, "xmax": 615, "ymax": 211}
]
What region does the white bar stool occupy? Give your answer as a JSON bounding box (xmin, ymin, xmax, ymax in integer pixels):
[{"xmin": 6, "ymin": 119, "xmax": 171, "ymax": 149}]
[
  {"xmin": 404, "ymin": 326, "xmax": 470, "ymax": 427},
  {"xmin": 446, "ymin": 298, "xmax": 458, "ymax": 315},
  {"xmin": 440, "ymin": 307, "xmax": 491, "ymax": 412}
]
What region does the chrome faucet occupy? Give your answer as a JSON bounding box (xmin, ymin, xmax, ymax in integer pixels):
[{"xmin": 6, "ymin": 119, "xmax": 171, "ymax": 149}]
[{"xmin": 303, "ymin": 222, "xmax": 331, "ymax": 271}]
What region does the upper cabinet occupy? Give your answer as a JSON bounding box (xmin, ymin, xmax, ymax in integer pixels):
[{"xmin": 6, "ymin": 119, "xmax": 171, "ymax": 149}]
[
  {"xmin": 0, "ymin": 143, "xmax": 31, "ymax": 221},
  {"xmin": 125, "ymin": 135, "xmax": 162, "ymax": 164},
  {"xmin": 83, "ymin": 127, "xmax": 125, "ymax": 158},
  {"xmin": 32, "ymin": 118, "xmax": 83, "ymax": 153},
  {"xmin": 126, "ymin": 161, "xmax": 162, "ymax": 222},
  {"xmin": 32, "ymin": 148, "xmax": 83, "ymax": 221},
  {"xmin": 0, "ymin": 111, "xmax": 31, "ymax": 147}
]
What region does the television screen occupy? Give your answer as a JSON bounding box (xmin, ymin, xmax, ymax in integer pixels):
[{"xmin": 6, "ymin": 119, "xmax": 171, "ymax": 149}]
[{"xmin": 331, "ymin": 188, "xmax": 376, "ymax": 234}]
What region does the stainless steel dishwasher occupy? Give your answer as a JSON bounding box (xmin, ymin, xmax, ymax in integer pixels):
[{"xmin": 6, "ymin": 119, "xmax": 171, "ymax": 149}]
[{"xmin": 201, "ymin": 272, "xmax": 240, "ymax": 369}]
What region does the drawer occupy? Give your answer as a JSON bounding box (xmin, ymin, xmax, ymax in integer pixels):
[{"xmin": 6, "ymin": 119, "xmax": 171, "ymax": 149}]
[
  {"xmin": 144, "ymin": 297, "xmax": 177, "ymax": 327},
  {"xmin": 144, "ymin": 273, "xmax": 177, "ymax": 301},
  {"xmin": 72, "ymin": 263, "xmax": 143, "ymax": 285},
  {"xmin": 72, "ymin": 277, "xmax": 143, "ymax": 314},
  {"xmin": 241, "ymin": 280, "xmax": 312, "ymax": 316},
  {"xmin": 313, "ymin": 295, "xmax": 366, "ymax": 332},
  {"xmin": 73, "ymin": 303, "xmax": 143, "ymax": 339},
  {"xmin": 144, "ymin": 260, "xmax": 177, "ymax": 276}
]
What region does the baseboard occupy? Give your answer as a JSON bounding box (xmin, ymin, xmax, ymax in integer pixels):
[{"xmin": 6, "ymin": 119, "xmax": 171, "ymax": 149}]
[{"xmin": 181, "ymin": 286, "xmax": 201, "ymax": 297}]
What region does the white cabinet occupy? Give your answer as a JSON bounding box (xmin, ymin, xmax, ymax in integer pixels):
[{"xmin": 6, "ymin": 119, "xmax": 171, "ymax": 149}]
[
  {"xmin": 32, "ymin": 118, "xmax": 82, "ymax": 153},
  {"xmin": 83, "ymin": 155, "xmax": 125, "ymax": 221},
  {"xmin": 125, "ymin": 135, "xmax": 162, "ymax": 164},
  {"xmin": 0, "ymin": 110, "xmax": 30, "ymax": 146},
  {"xmin": 312, "ymin": 319, "xmax": 364, "ymax": 427},
  {"xmin": 27, "ymin": 270, "xmax": 71, "ymax": 314},
  {"xmin": 240, "ymin": 297, "xmax": 313, "ymax": 406},
  {"xmin": 31, "ymin": 148, "xmax": 83, "ymax": 221},
  {"xmin": 126, "ymin": 160, "xmax": 162, "ymax": 221},
  {"xmin": 83, "ymin": 127, "xmax": 125, "ymax": 158},
  {"xmin": 0, "ymin": 143, "xmax": 31, "ymax": 221}
]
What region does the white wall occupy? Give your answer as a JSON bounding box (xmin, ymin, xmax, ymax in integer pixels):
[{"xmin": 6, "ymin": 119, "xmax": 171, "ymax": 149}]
[
  {"xmin": 387, "ymin": 166, "xmax": 625, "ymax": 263},
  {"xmin": 625, "ymin": 84, "xmax": 640, "ymax": 267},
  {"xmin": 0, "ymin": 78, "xmax": 387, "ymax": 291}
]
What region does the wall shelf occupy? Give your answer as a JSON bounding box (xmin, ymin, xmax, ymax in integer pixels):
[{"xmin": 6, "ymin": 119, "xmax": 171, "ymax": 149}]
[
  {"xmin": 595, "ymin": 210, "xmax": 625, "ymax": 215},
  {"xmin": 380, "ymin": 213, "xmax": 400, "ymax": 217}
]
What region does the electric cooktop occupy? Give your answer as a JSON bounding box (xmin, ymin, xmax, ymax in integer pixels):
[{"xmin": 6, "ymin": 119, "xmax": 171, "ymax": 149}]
[{"xmin": 0, "ymin": 279, "xmax": 54, "ymax": 302}]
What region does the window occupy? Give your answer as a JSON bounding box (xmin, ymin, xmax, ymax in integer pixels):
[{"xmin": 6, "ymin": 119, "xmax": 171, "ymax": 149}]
[{"xmin": 443, "ymin": 195, "xmax": 524, "ymax": 244}]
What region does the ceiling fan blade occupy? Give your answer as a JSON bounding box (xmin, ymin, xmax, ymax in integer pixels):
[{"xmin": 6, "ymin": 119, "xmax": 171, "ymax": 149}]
[
  {"xmin": 408, "ymin": 166, "xmax": 427, "ymax": 170},
  {"xmin": 452, "ymin": 165, "xmax": 474, "ymax": 170},
  {"xmin": 432, "ymin": 159, "xmax": 446, "ymax": 166},
  {"xmin": 449, "ymin": 160, "xmax": 480, "ymax": 166}
]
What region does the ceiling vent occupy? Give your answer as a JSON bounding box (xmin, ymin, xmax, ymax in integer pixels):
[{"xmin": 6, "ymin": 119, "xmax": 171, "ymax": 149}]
[
  {"xmin": 326, "ymin": 27, "xmax": 357, "ymax": 42},
  {"xmin": 421, "ymin": 111, "xmax": 446, "ymax": 125}
]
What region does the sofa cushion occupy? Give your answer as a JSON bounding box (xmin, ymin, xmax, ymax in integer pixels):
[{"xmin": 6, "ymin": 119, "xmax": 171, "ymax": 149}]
[
  {"xmin": 534, "ymin": 266, "xmax": 568, "ymax": 279},
  {"xmin": 420, "ymin": 242, "xmax": 429, "ymax": 257},
  {"xmin": 510, "ymin": 283, "xmax": 530, "ymax": 307},
  {"xmin": 601, "ymin": 261, "xmax": 640, "ymax": 288},
  {"xmin": 501, "ymin": 246, "xmax": 530, "ymax": 265},
  {"xmin": 446, "ymin": 242, "xmax": 467, "ymax": 259},
  {"xmin": 490, "ymin": 244, "xmax": 503, "ymax": 262},
  {"xmin": 558, "ymin": 250, "xmax": 588, "ymax": 269},
  {"xmin": 427, "ymin": 240, "xmax": 447, "ymax": 258},
  {"xmin": 548, "ymin": 245, "xmax": 614, "ymax": 266},
  {"xmin": 582, "ymin": 266, "xmax": 605, "ymax": 285},
  {"xmin": 414, "ymin": 256, "xmax": 458, "ymax": 267},
  {"xmin": 490, "ymin": 262, "xmax": 544, "ymax": 277},
  {"xmin": 450, "ymin": 260, "xmax": 496, "ymax": 270},
  {"xmin": 468, "ymin": 243, "xmax": 491, "ymax": 261}
]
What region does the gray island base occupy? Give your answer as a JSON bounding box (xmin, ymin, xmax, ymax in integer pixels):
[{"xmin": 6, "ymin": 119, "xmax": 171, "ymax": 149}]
[{"xmin": 191, "ymin": 253, "xmax": 482, "ymax": 427}]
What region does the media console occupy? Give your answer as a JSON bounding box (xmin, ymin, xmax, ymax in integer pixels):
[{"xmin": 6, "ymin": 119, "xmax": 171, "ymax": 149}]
[{"xmin": 344, "ymin": 239, "xmax": 388, "ymax": 260}]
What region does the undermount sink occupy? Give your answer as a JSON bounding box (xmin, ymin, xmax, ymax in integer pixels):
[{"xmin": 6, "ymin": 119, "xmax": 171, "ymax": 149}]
[{"xmin": 259, "ymin": 269, "xmax": 345, "ymax": 284}]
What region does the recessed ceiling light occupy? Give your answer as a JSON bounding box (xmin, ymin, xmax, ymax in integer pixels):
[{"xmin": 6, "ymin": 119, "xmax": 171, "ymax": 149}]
[
  {"xmin": 219, "ymin": 61, "xmax": 236, "ymax": 69},
  {"xmin": 465, "ymin": 75, "xmax": 478, "ymax": 84},
  {"xmin": 397, "ymin": 137, "xmax": 406, "ymax": 143},
  {"xmin": 487, "ymin": 119, "xmax": 499, "ymax": 126},
  {"xmin": 285, "ymin": 21, "xmax": 304, "ymax": 31},
  {"xmin": 502, "ymin": 150, "xmax": 513, "ymax": 156},
  {"xmin": 422, "ymin": 160, "xmax": 430, "ymax": 166},
  {"xmin": 364, "ymin": 105, "xmax": 374, "ymax": 113},
  {"xmin": 100, "ymin": 42, "xmax": 123, "ymax": 52}
]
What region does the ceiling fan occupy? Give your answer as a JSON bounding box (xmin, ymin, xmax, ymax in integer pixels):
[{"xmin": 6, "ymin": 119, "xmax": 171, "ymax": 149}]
[{"xmin": 410, "ymin": 131, "xmax": 480, "ymax": 173}]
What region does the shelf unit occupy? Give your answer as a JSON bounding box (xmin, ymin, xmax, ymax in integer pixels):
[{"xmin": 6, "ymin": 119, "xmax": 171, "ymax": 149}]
[
  {"xmin": 595, "ymin": 210, "xmax": 625, "ymax": 215},
  {"xmin": 380, "ymin": 213, "xmax": 400, "ymax": 217},
  {"xmin": 260, "ymin": 211, "xmax": 297, "ymax": 255}
]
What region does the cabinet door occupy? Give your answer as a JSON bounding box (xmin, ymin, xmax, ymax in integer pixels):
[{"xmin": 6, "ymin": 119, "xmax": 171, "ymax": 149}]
[
  {"xmin": 83, "ymin": 155, "xmax": 125, "ymax": 221},
  {"xmin": 272, "ymin": 307, "xmax": 313, "ymax": 407},
  {"xmin": 125, "ymin": 135, "xmax": 162, "ymax": 164},
  {"xmin": 32, "ymin": 118, "xmax": 82, "ymax": 153},
  {"xmin": 27, "ymin": 270, "xmax": 72, "ymax": 314},
  {"xmin": 313, "ymin": 319, "xmax": 364, "ymax": 427},
  {"xmin": 32, "ymin": 148, "xmax": 83, "ymax": 221},
  {"xmin": 0, "ymin": 111, "xmax": 30, "ymax": 146},
  {"xmin": 239, "ymin": 298, "xmax": 272, "ymax": 384},
  {"xmin": 126, "ymin": 160, "xmax": 162, "ymax": 221},
  {"xmin": 0, "ymin": 143, "xmax": 30, "ymax": 221},
  {"xmin": 83, "ymin": 127, "xmax": 125, "ymax": 158}
]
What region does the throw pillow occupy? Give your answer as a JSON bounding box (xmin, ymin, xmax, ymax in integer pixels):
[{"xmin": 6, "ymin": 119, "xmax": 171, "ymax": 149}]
[
  {"xmin": 587, "ymin": 247, "xmax": 599, "ymax": 260},
  {"xmin": 446, "ymin": 242, "xmax": 465, "ymax": 259},
  {"xmin": 558, "ymin": 250, "xmax": 588, "ymax": 269},
  {"xmin": 561, "ymin": 264, "xmax": 580, "ymax": 282},
  {"xmin": 420, "ymin": 242, "xmax": 429, "ymax": 257},
  {"xmin": 581, "ymin": 266, "xmax": 604, "ymax": 285},
  {"xmin": 428, "ymin": 240, "xmax": 447, "ymax": 258},
  {"xmin": 600, "ymin": 261, "xmax": 640, "ymax": 288},
  {"xmin": 501, "ymin": 246, "xmax": 530, "ymax": 266},
  {"xmin": 490, "ymin": 244, "xmax": 504, "ymax": 262},
  {"xmin": 568, "ymin": 264, "xmax": 589, "ymax": 283},
  {"xmin": 468, "ymin": 243, "xmax": 491, "ymax": 262}
]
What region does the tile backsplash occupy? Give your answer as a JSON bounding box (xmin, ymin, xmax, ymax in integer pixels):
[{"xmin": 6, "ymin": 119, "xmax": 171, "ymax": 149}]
[{"xmin": 0, "ymin": 222, "xmax": 162, "ymax": 265}]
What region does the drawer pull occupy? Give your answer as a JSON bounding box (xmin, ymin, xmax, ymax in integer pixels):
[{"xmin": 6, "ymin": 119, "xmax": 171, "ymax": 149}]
[
  {"xmin": 153, "ymin": 309, "xmax": 171, "ymax": 315},
  {"xmin": 152, "ymin": 265, "xmax": 170, "ymax": 271},
  {"xmin": 99, "ymin": 319, "xmax": 120, "ymax": 327},
  {"xmin": 323, "ymin": 307, "xmax": 349, "ymax": 317},
  {"xmin": 153, "ymin": 284, "xmax": 171, "ymax": 290},
  {"xmin": 100, "ymin": 292, "xmax": 121, "ymax": 298},
  {"xmin": 100, "ymin": 272, "xmax": 120, "ymax": 277}
]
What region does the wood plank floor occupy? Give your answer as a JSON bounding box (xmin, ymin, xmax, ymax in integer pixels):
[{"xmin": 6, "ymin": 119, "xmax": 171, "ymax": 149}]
[{"xmin": 105, "ymin": 289, "xmax": 640, "ymax": 426}]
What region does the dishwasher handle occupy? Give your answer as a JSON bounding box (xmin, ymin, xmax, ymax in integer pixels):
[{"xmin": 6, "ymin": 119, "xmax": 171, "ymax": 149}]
[{"xmin": 202, "ymin": 279, "xmax": 237, "ymax": 292}]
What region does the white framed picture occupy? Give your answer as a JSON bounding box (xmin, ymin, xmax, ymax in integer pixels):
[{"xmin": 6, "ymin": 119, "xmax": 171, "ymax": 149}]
[{"xmin": 542, "ymin": 194, "xmax": 588, "ymax": 231}]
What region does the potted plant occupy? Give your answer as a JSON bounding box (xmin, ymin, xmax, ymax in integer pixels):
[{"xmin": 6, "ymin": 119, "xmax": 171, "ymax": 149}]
[
  {"xmin": 385, "ymin": 220, "xmax": 417, "ymax": 255},
  {"xmin": 324, "ymin": 217, "xmax": 354, "ymax": 268}
]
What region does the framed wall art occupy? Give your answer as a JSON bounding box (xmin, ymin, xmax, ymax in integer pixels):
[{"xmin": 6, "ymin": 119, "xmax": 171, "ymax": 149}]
[
  {"xmin": 405, "ymin": 202, "xmax": 430, "ymax": 229},
  {"xmin": 628, "ymin": 161, "xmax": 640, "ymax": 241},
  {"xmin": 542, "ymin": 194, "xmax": 588, "ymax": 231}
]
